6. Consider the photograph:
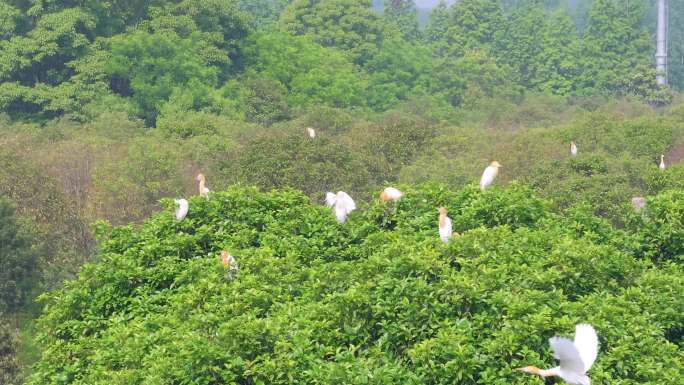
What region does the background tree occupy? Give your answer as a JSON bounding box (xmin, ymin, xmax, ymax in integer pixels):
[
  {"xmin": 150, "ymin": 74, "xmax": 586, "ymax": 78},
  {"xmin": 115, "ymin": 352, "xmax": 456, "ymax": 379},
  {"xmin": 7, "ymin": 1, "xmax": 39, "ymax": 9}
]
[
  {"xmin": 579, "ymin": 0, "xmax": 651, "ymax": 94},
  {"xmin": 382, "ymin": 0, "xmax": 420, "ymax": 41},
  {"xmin": 279, "ymin": 0, "xmax": 386, "ymax": 64}
]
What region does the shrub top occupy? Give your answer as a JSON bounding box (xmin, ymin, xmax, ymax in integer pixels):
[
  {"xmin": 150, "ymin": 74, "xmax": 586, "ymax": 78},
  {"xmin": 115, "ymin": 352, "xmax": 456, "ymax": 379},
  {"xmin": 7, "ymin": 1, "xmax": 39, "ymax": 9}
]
[{"xmin": 29, "ymin": 185, "xmax": 684, "ymax": 384}]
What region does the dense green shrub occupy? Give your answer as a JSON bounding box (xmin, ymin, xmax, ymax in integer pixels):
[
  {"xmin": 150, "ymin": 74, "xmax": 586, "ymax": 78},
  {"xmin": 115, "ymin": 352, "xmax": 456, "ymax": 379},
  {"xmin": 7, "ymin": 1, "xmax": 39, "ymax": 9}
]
[
  {"xmin": 630, "ymin": 190, "xmax": 684, "ymax": 263},
  {"xmin": 0, "ymin": 317, "xmax": 22, "ymax": 385},
  {"xmin": 0, "ymin": 199, "xmax": 39, "ymax": 314},
  {"xmin": 27, "ymin": 185, "xmax": 684, "ymax": 384},
  {"xmin": 230, "ymin": 130, "xmax": 376, "ymax": 197}
]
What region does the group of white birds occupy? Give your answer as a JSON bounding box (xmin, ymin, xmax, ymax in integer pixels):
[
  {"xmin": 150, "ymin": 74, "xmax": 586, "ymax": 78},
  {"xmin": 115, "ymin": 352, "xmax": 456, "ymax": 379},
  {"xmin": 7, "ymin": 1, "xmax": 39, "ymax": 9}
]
[
  {"xmin": 324, "ymin": 159, "xmax": 500, "ymax": 225},
  {"xmin": 166, "ymin": 135, "xmax": 677, "ymax": 385}
]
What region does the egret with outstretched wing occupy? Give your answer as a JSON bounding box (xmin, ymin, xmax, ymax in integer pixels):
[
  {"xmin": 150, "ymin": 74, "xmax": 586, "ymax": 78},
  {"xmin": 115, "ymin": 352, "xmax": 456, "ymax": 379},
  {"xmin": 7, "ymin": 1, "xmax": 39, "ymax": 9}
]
[{"xmin": 517, "ymin": 324, "xmax": 598, "ymax": 385}]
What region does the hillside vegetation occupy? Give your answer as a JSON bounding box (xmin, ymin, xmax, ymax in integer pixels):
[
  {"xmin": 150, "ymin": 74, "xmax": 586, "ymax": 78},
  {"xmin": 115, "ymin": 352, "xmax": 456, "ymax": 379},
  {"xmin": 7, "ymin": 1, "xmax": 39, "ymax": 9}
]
[{"xmin": 28, "ymin": 185, "xmax": 684, "ymax": 384}]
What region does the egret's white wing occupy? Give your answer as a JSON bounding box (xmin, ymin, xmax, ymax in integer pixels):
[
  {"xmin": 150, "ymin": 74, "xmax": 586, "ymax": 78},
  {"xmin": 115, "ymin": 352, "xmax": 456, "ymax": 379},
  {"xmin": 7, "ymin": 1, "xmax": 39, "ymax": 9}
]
[
  {"xmin": 384, "ymin": 187, "xmax": 403, "ymax": 200},
  {"xmin": 439, "ymin": 216, "xmax": 452, "ymax": 243},
  {"xmin": 549, "ymin": 337, "xmax": 585, "ymax": 374},
  {"xmin": 337, "ymin": 192, "xmax": 356, "ymax": 212},
  {"xmin": 174, "ymin": 199, "xmax": 189, "ymax": 220},
  {"xmin": 480, "ymin": 166, "xmax": 496, "ymax": 189},
  {"xmin": 325, "ymin": 192, "xmax": 336, "ymax": 207},
  {"xmin": 334, "ymin": 206, "xmax": 348, "ymax": 223},
  {"xmin": 574, "ymin": 324, "xmax": 598, "ymax": 372}
]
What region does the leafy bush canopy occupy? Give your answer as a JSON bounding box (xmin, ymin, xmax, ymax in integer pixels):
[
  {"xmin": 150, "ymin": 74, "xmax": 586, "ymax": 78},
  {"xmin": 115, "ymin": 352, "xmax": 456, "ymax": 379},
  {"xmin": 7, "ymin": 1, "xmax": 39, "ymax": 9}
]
[
  {"xmin": 0, "ymin": 198, "xmax": 40, "ymax": 314},
  {"xmin": 28, "ymin": 185, "xmax": 684, "ymax": 384}
]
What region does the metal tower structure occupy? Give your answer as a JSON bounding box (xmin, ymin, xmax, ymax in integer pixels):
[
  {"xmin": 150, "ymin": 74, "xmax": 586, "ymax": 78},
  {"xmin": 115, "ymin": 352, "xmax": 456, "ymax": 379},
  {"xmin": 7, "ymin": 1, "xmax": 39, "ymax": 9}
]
[{"xmin": 656, "ymin": 0, "xmax": 668, "ymax": 85}]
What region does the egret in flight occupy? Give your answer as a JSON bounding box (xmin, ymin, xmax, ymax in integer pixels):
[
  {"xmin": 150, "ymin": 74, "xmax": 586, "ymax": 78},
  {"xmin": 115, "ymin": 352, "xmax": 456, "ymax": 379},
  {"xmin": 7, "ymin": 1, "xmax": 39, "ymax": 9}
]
[
  {"xmin": 196, "ymin": 173, "xmax": 211, "ymax": 198},
  {"xmin": 325, "ymin": 191, "xmax": 356, "ymax": 223},
  {"xmin": 174, "ymin": 198, "xmax": 188, "ymax": 220},
  {"xmin": 480, "ymin": 161, "xmax": 502, "ymax": 190},
  {"xmin": 379, "ymin": 187, "xmax": 403, "ymax": 202},
  {"xmin": 517, "ymin": 324, "xmax": 599, "ymax": 385},
  {"xmin": 438, "ymin": 207, "xmax": 452, "ymax": 243}
]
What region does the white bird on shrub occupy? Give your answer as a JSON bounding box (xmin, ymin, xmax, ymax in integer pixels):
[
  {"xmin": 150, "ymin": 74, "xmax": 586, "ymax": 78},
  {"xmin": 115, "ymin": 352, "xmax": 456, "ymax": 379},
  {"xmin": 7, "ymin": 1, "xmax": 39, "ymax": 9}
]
[
  {"xmin": 570, "ymin": 141, "xmax": 578, "ymax": 156},
  {"xmin": 306, "ymin": 127, "xmax": 316, "ymax": 139},
  {"xmin": 325, "ymin": 191, "xmax": 356, "ymax": 223},
  {"xmin": 196, "ymin": 173, "xmax": 211, "ymax": 198},
  {"xmin": 221, "ymin": 250, "xmax": 239, "ymax": 282},
  {"xmin": 480, "ymin": 160, "xmax": 502, "ymax": 190},
  {"xmin": 517, "ymin": 324, "xmax": 599, "ymax": 385},
  {"xmin": 438, "ymin": 207, "xmax": 452, "ymax": 243},
  {"xmin": 631, "ymin": 197, "xmax": 647, "ymax": 213},
  {"xmin": 174, "ymin": 198, "xmax": 188, "ymax": 220},
  {"xmin": 379, "ymin": 187, "xmax": 403, "ymax": 202},
  {"xmin": 659, "ymin": 155, "xmax": 666, "ymax": 171}
]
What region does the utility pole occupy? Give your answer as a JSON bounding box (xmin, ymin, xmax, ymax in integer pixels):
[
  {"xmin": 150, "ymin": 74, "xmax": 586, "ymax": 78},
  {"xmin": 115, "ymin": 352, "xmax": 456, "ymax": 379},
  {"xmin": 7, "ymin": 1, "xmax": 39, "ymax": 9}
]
[{"xmin": 656, "ymin": 0, "xmax": 668, "ymax": 85}]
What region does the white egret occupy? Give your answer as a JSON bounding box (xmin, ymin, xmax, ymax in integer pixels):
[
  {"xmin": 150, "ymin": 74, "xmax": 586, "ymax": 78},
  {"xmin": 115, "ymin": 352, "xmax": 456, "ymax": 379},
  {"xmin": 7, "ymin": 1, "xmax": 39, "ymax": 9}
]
[
  {"xmin": 196, "ymin": 173, "xmax": 211, "ymax": 198},
  {"xmin": 570, "ymin": 141, "xmax": 578, "ymax": 156},
  {"xmin": 480, "ymin": 161, "xmax": 502, "ymax": 190},
  {"xmin": 659, "ymin": 155, "xmax": 666, "ymax": 171},
  {"xmin": 379, "ymin": 187, "xmax": 403, "ymax": 202},
  {"xmin": 325, "ymin": 192, "xmax": 337, "ymax": 207},
  {"xmin": 438, "ymin": 207, "xmax": 452, "ymax": 243},
  {"xmin": 221, "ymin": 250, "xmax": 239, "ymax": 282},
  {"xmin": 174, "ymin": 198, "xmax": 188, "ymax": 220},
  {"xmin": 306, "ymin": 127, "xmax": 316, "ymax": 139},
  {"xmin": 517, "ymin": 324, "xmax": 599, "ymax": 385},
  {"xmin": 325, "ymin": 191, "xmax": 356, "ymax": 223},
  {"xmin": 631, "ymin": 197, "xmax": 646, "ymax": 213}
]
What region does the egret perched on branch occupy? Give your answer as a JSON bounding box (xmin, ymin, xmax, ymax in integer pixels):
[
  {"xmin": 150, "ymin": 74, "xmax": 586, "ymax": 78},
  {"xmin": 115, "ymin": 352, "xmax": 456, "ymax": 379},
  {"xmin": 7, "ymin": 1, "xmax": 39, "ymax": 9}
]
[
  {"xmin": 570, "ymin": 141, "xmax": 578, "ymax": 156},
  {"xmin": 174, "ymin": 198, "xmax": 188, "ymax": 220},
  {"xmin": 438, "ymin": 207, "xmax": 452, "ymax": 243},
  {"xmin": 631, "ymin": 197, "xmax": 646, "ymax": 213},
  {"xmin": 480, "ymin": 161, "xmax": 501, "ymax": 190},
  {"xmin": 196, "ymin": 173, "xmax": 211, "ymax": 198},
  {"xmin": 659, "ymin": 155, "xmax": 666, "ymax": 171},
  {"xmin": 325, "ymin": 191, "xmax": 356, "ymax": 223},
  {"xmin": 306, "ymin": 127, "xmax": 316, "ymax": 139},
  {"xmin": 379, "ymin": 187, "xmax": 402, "ymax": 202},
  {"xmin": 517, "ymin": 324, "xmax": 599, "ymax": 385},
  {"xmin": 221, "ymin": 250, "xmax": 239, "ymax": 282}
]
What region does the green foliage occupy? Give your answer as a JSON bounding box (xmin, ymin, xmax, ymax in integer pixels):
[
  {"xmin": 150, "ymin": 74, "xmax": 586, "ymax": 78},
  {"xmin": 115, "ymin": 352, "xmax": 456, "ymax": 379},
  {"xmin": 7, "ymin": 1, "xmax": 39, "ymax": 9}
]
[
  {"xmin": 579, "ymin": 0, "xmax": 652, "ymax": 94},
  {"xmin": 630, "ymin": 190, "xmax": 684, "ymax": 263},
  {"xmin": 26, "ymin": 185, "xmax": 684, "ymax": 384},
  {"xmin": 365, "ymin": 38, "xmax": 432, "ymax": 110},
  {"xmin": 89, "ymin": 138, "xmax": 185, "ymax": 224},
  {"xmin": 436, "ymin": 0, "xmax": 506, "ymax": 58},
  {"xmin": 229, "ymin": 130, "xmax": 375, "ymax": 196},
  {"xmin": 238, "ymin": 0, "xmax": 292, "ymax": 27},
  {"xmin": 0, "ymin": 199, "xmax": 39, "ymax": 314},
  {"xmin": 280, "ymin": 0, "xmax": 385, "ymax": 64},
  {"xmin": 498, "ymin": 4, "xmax": 581, "ymax": 94},
  {"xmin": 0, "ymin": 319, "xmax": 22, "ymax": 385},
  {"xmin": 241, "ymin": 32, "xmax": 368, "ymax": 108},
  {"xmin": 105, "ymin": 31, "xmax": 219, "ymax": 125},
  {"xmin": 382, "ymin": 0, "xmax": 420, "ymax": 41}
]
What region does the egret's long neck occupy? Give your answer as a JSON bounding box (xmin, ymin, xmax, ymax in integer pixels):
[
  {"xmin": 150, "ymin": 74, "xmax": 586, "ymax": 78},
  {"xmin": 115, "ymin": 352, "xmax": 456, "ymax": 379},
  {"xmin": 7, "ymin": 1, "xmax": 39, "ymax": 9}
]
[
  {"xmin": 199, "ymin": 179, "xmax": 205, "ymax": 193},
  {"xmin": 538, "ymin": 367, "xmax": 561, "ymax": 377}
]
